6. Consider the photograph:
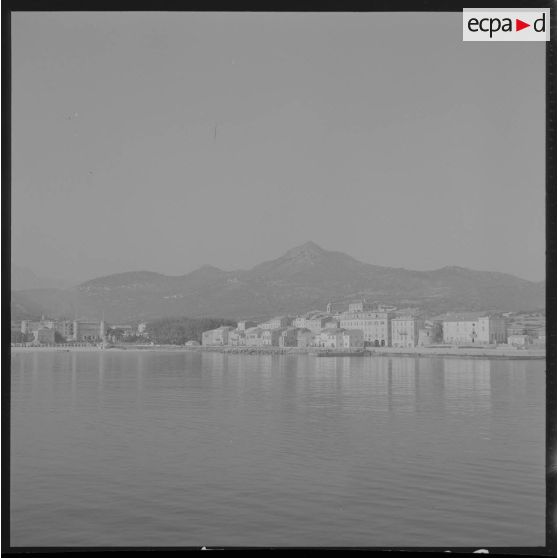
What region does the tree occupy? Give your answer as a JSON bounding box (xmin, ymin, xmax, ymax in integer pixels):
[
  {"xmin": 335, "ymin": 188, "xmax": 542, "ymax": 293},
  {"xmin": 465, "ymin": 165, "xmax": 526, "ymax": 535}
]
[
  {"xmin": 147, "ymin": 317, "xmax": 236, "ymax": 345},
  {"xmin": 54, "ymin": 331, "xmax": 66, "ymax": 343}
]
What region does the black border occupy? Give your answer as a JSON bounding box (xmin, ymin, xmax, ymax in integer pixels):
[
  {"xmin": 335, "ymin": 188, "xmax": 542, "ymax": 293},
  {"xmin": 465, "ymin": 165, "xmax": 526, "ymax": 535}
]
[{"xmin": 2, "ymin": 2, "xmax": 556, "ymax": 555}]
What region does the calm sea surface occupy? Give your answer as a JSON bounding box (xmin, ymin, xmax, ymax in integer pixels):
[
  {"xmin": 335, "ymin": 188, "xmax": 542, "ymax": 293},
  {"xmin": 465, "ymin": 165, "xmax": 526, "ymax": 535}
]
[{"xmin": 10, "ymin": 351, "xmax": 546, "ymax": 547}]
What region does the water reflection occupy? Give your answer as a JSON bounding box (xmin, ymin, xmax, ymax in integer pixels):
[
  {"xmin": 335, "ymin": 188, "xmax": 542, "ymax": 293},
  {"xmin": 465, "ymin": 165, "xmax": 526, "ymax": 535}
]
[
  {"xmin": 444, "ymin": 358, "xmax": 491, "ymax": 414},
  {"xmin": 10, "ymin": 351, "xmax": 545, "ymax": 547}
]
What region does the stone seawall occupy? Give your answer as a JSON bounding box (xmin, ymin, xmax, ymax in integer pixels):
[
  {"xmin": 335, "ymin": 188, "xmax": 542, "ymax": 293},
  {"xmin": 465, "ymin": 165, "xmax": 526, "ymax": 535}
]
[
  {"xmin": 190, "ymin": 345, "xmax": 546, "ymax": 359},
  {"xmin": 11, "ymin": 344, "xmax": 546, "ymax": 359}
]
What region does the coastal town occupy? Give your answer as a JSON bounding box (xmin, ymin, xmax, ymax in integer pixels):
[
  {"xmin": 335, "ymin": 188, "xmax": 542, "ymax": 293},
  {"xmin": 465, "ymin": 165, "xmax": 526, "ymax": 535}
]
[{"xmin": 11, "ymin": 299, "xmax": 546, "ymax": 353}]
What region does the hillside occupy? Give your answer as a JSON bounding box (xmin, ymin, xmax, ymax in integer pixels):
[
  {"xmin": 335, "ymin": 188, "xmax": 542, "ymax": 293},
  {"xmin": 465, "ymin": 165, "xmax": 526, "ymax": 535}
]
[{"xmin": 11, "ymin": 242, "xmax": 545, "ymax": 323}]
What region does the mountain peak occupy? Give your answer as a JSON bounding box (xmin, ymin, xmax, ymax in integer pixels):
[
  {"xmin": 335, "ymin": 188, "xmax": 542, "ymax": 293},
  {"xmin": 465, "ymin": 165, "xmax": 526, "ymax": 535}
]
[{"xmin": 283, "ymin": 241, "xmax": 326, "ymax": 259}]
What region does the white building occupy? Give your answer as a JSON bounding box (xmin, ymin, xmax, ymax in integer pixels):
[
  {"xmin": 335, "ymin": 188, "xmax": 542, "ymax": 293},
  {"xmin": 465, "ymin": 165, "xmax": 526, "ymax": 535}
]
[
  {"xmin": 442, "ymin": 314, "xmax": 506, "ymax": 345},
  {"xmin": 508, "ymin": 334, "xmax": 531, "ymax": 347},
  {"xmin": 292, "ymin": 311, "xmax": 333, "ymax": 333},
  {"xmin": 314, "ymin": 328, "xmax": 346, "ymax": 349},
  {"xmin": 245, "ymin": 327, "xmax": 264, "ymax": 347},
  {"xmin": 391, "ymin": 316, "xmax": 424, "ymax": 348},
  {"xmin": 339, "ymin": 311, "xmax": 393, "ymax": 347},
  {"xmin": 201, "ymin": 326, "xmax": 234, "ymax": 346}
]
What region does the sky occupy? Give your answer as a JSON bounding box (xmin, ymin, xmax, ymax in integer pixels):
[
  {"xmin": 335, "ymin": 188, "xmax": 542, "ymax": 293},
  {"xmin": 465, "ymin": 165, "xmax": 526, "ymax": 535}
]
[{"xmin": 11, "ymin": 12, "xmax": 546, "ymax": 284}]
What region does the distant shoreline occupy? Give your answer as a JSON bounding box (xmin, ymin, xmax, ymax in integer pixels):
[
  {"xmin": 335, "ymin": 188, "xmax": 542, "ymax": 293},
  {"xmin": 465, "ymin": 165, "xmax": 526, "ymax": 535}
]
[{"xmin": 10, "ymin": 344, "xmax": 546, "ymax": 360}]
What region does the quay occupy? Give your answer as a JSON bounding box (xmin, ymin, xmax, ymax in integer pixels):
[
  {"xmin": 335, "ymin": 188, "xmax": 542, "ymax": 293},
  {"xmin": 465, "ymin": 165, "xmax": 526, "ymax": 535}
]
[{"xmin": 12, "ymin": 343, "xmax": 544, "ymax": 360}]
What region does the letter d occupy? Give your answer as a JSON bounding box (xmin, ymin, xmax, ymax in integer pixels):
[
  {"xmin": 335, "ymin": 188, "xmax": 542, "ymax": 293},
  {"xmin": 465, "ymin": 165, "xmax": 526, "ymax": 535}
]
[{"xmin": 534, "ymin": 13, "xmax": 545, "ymax": 32}]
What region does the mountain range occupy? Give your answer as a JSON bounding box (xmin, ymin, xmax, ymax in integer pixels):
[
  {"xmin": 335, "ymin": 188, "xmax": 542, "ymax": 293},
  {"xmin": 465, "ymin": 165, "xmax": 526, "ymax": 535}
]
[{"xmin": 11, "ymin": 242, "xmax": 545, "ymax": 323}]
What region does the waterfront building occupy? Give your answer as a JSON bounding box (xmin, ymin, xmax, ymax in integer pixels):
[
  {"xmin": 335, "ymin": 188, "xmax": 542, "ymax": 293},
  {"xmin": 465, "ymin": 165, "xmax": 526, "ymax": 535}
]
[
  {"xmin": 296, "ymin": 328, "xmax": 314, "ymax": 348},
  {"xmin": 391, "ymin": 316, "xmax": 424, "ymax": 348},
  {"xmin": 185, "ymin": 340, "xmax": 200, "ymax": 347},
  {"xmin": 532, "ymin": 331, "xmax": 545, "ymax": 346},
  {"xmin": 21, "ymin": 320, "xmax": 42, "ymax": 334},
  {"xmin": 442, "ymin": 314, "xmax": 507, "ymax": 345},
  {"xmin": 279, "ymin": 327, "xmax": 298, "ymax": 347},
  {"xmin": 314, "ymin": 328, "xmax": 346, "ymax": 349},
  {"xmin": 342, "ymin": 329, "xmax": 364, "ymax": 348},
  {"xmin": 508, "ymin": 334, "xmax": 532, "ymax": 347},
  {"xmin": 111, "ymin": 325, "xmax": 135, "ymax": 337},
  {"xmin": 339, "ymin": 311, "xmax": 393, "ymax": 347},
  {"xmin": 228, "ymin": 329, "xmax": 247, "ymax": 346},
  {"xmin": 33, "ymin": 327, "xmax": 55, "ymax": 345},
  {"xmin": 21, "ymin": 318, "xmax": 75, "ymax": 341},
  {"xmin": 262, "ymin": 328, "xmax": 284, "ymax": 346},
  {"xmin": 417, "ymin": 324, "xmax": 442, "ymax": 347},
  {"xmin": 72, "ymin": 321, "xmax": 106, "ymax": 342},
  {"xmin": 201, "ymin": 326, "xmax": 234, "ymax": 346},
  {"xmin": 54, "ymin": 320, "xmax": 74, "ymax": 341},
  {"xmin": 292, "ymin": 311, "xmax": 333, "ymax": 332},
  {"xmin": 245, "ymin": 327, "xmax": 264, "ymax": 347},
  {"xmin": 137, "ymin": 322, "xmax": 148, "ymax": 335}
]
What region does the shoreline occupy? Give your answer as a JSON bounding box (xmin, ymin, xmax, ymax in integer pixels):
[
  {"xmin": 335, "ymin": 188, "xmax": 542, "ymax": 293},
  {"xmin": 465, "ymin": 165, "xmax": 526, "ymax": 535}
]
[{"xmin": 10, "ymin": 344, "xmax": 546, "ymax": 360}]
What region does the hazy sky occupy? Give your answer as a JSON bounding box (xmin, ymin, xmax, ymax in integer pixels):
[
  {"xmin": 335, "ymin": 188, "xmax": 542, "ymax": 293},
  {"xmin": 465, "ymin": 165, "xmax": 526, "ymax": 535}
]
[{"xmin": 12, "ymin": 12, "xmax": 546, "ymax": 283}]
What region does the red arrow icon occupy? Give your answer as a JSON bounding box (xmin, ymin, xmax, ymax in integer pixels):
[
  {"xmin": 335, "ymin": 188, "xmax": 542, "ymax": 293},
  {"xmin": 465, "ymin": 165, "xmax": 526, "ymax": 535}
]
[{"xmin": 516, "ymin": 19, "xmax": 530, "ymax": 31}]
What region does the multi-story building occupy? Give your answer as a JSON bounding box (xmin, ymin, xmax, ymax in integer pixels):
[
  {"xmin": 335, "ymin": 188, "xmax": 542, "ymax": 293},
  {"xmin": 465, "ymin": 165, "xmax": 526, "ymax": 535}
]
[
  {"xmin": 54, "ymin": 320, "xmax": 75, "ymax": 341},
  {"xmin": 339, "ymin": 311, "xmax": 393, "ymax": 347},
  {"xmin": 442, "ymin": 314, "xmax": 506, "ymax": 345},
  {"xmin": 292, "ymin": 312, "xmax": 332, "ymax": 332},
  {"xmin": 296, "ymin": 328, "xmax": 314, "ymax": 348},
  {"xmin": 341, "ymin": 329, "xmax": 364, "ymax": 348},
  {"xmin": 417, "ymin": 324, "xmax": 443, "ymax": 347},
  {"xmin": 314, "ymin": 328, "xmax": 346, "ymax": 349},
  {"xmin": 262, "ymin": 328, "xmax": 284, "ymax": 346},
  {"xmin": 201, "ymin": 326, "xmax": 234, "ymax": 346},
  {"xmin": 391, "ymin": 316, "xmax": 424, "ymax": 348},
  {"xmin": 348, "ymin": 300, "xmax": 374, "ymax": 313},
  {"xmin": 279, "ymin": 327, "xmax": 298, "ymax": 347},
  {"xmin": 21, "ymin": 320, "xmax": 42, "ymax": 334},
  {"xmin": 245, "ymin": 327, "xmax": 264, "ymax": 347},
  {"xmin": 73, "ymin": 321, "xmax": 106, "ymax": 342},
  {"xmin": 111, "ymin": 325, "xmax": 135, "ymax": 337},
  {"xmin": 33, "ymin": 327, "xmax": 56, "ymax": 345},
  {"xmin": 259, "ymin": 316, "xmax": 293, "ymax": 330},
  {"xmin": 21, "ymin": 318, "xmax": 93, "ymax": 342},
  {"xmin": 508, "ymin": 334, "xmax": 531, "ymax": 347},
  {"xmin": 228, "ymin": 330, "xmax": 247, "ymax": 346}
]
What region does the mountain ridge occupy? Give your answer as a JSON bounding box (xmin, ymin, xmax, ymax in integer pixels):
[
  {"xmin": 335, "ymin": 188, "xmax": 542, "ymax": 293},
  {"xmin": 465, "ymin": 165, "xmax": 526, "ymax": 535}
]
[{"xmin": 11, "ymin": 242, "xmax": 545, "ymax": 322}]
